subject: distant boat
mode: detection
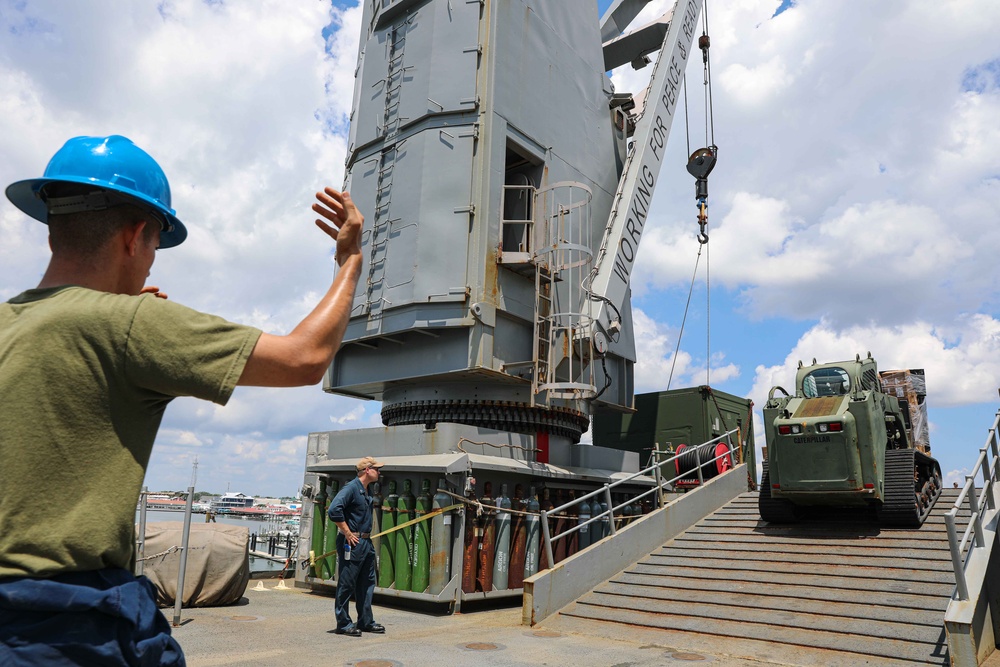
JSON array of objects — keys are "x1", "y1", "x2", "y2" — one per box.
[{"x1": 141, "y1": 496, "x2": 188, "y2": 511}]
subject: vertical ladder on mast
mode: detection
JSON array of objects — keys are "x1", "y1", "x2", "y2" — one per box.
[
  {"x1": 532, "y1": 261, "x2": 554, "y2": 406},
  {"x1": 365, "y1": 18, "x2": 411, "y2": 325}
]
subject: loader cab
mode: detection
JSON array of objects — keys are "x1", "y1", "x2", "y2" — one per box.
[
  {"x1": 795, "y1": 356, "x2": 880, "y2": 400},
  {"x1": 802, "y1": 367, "x2": 850, "y2": 397}
]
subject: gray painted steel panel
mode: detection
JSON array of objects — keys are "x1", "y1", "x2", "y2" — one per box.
[
  {"x1": 394, "y1": 0, "x2": 480, "y2": 126},
  {"x1": 347, "y1": 130, "x2": 476, "y2": 326},
  {"x1": 329, "y1": 328, "x2": 470, "y2": 396}
]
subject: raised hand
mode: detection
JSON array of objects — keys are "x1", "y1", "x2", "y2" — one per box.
[
  {"x1": 140, "y1": 285, "x2": 168, "y2": 299},
  {"x1": 312, "y1": 188, "x2": 364, "y2": 267}
]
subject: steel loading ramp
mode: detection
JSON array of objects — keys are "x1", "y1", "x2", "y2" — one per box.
[{"x1": 541, "y1": 488, "x2": 967, "y2": 667}]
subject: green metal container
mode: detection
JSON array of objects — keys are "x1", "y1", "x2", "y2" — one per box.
[{"x1": 593, "y1": 386, "x2": 755, "y2": 480}]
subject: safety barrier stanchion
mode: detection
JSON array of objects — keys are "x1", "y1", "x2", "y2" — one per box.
[
  {"x1": 604, "y1": 485, "x2": 616, "y2": 536},
  {"x1": 172, "y1": 486, "x2": 195, "y2": 627}
]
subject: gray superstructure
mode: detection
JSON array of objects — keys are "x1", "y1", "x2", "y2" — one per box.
[
  {"x1": 298, "y1": 0, "x2": 710, "y2": 607},
  {"x1": 327, "y1": 0, "x2": 635, "y2": 437}
]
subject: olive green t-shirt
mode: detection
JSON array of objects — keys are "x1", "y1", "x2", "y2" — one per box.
[{"x1": 0, "y1": 286, "x2": 262, "y2": 579}]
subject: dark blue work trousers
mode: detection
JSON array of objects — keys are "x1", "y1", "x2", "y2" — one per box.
[
  {"x1": 0, "y1": 568, "x2": 184, "y2": 666},
  {"x1": 334, "y1": 535, "x2": 376, "y2": 631}
]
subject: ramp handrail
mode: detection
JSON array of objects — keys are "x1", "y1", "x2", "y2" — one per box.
[
  {"x1": 538, "y1": 427, "x2": 740, "y2": 569},
  {"x1": 945, "y1": 409, "x2": 1000, "y2": 601}
]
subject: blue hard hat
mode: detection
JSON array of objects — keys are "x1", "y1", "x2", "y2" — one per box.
[{"x1": 5, "y1": 135, "x2": 187, "y2": 248}]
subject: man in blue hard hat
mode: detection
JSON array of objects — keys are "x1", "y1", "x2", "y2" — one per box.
[{"x1": 0, "y1": 135, "x2": 364, "y2": 666}]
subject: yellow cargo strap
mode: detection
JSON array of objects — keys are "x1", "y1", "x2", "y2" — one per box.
[{"x1": 309, "y1": 503, "x2": 463, "y2": 566}]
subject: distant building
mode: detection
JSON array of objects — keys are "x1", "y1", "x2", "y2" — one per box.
[{"x1": 211, "y1": 492, "x2": 254, "y2": 512}]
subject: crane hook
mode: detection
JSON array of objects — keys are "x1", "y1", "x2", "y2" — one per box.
[
  {"x1": 687, "y1": 146, "x2": 717, "y2": 245},
  {"x1": 697, "y1": 201, "x2": 709, "y2": 245}
]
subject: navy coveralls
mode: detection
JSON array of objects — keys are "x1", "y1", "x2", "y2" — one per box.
[{"x1": 327, "y1": 477, "x2": 377, "y2": 631}]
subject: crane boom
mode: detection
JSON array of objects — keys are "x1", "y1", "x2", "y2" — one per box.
[{"x1": 588, "y1": 0, "x2": 703, "y2": 345}]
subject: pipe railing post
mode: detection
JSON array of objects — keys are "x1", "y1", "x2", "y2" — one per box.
[
  {"x1": 136, "y1": 487, "x2": 148, "y2": 577},
  {"x1": 945, "y1": 512, "x2": 970, "y2": 601},
  {"x1": 967, "y1": 476, "x2": 986, "y2": 549},
  {"x1": 695, "y1": 446, "x2": 704, "y2": 486},
  {"x1": 990, "y1": 425, "x2": 1000, "y2": 476},
  {"x1": 604, "y1": 485, "x2": 616, "y2": 536},
  {"x1": 980, "y1": 448, "x2": 996, "y2": 511},
  {"x1": 172, "y1": 486, "x2": 195, "y2": 627},
  {"x1": 653, "y1": 454, "x2": 664, "y2": 509},
  {"x1": 540, "y1": 510, "x2": 555, "y2": 571}
]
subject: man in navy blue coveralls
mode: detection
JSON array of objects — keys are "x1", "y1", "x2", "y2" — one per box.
[{"x1": 327, "y1": 456, "x2": 386, "y2": 637}]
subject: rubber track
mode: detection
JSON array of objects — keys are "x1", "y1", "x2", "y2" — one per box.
[
  {"x1": 758, "y1": 461, "x2": 797, "y2": 523},
  {"x1": 876, "y1": 449, "x2": 940, "y2": 527}
]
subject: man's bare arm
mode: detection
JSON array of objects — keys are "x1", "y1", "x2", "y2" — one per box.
[{"x1": 237, "y1": 188, "x2": 363, "y2": 387}]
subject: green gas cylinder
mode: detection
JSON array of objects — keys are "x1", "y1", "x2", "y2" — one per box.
[
  {"x1": 371, "y1": 481, "x2": 383, "y2": 577},
  {"x1": 378, "y1": 480, "x2": 397, "y2": 588},
  {"x1": 310, "y1": 482, "x2": 327, "y2": 579},
  {"x1": 429, "y1": 479, "x2": 452, "y2": 595},
  {"x1": 411, "y1": 479, "x2": 432, "y2": 593},
  {"x1": 394, "y1": 479, "x2": 415, "y2": 591},
  {"x1": 322, "y1": 479, "x2": 340, "y2": 579},
  {"x1": 523, "y1": 487, "x2": 541, "y2": 580},
  {"x1": 492, "y1": 484, "x2": 512, "y2": 590}
]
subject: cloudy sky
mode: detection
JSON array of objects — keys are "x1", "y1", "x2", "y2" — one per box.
[{"x1": 1, "y1": 0, "x2": 998, "y2": 497}]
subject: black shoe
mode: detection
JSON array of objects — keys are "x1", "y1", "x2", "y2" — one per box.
[
  {"x1": 361, "y1": 623, "x2": 385, "y2": 634},
  {"x1": 334, "y1": 625, "x2": 362, "y2": 637}
]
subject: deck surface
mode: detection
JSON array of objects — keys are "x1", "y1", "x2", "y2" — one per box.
[{"x1": 174, "y1": 581, "x2": 787, "y2": 666}]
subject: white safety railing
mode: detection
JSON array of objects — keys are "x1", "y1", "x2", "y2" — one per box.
[
  {"x1": 538, "y1": 427, "x2": 740, "y2": 569},
  {"x1": 945, "y1": 409, "x2": 1000, "y2": 601}
]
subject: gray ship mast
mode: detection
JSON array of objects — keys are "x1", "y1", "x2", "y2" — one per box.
[{"x1": 325, "y1": 0, "x2": 704, "y2": 446}]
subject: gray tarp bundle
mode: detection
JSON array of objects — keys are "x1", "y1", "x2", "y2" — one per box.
[{"x1": 139, "y1": 522, "x2": 250, "y2": 607}]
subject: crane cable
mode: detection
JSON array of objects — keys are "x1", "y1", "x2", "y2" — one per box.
[
  {"x1": 669, "y1": 0, "x2": 716, "y2": 390},
  {"x1": 666, "y1": 242, "x2": 703, "y2": 390}
]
